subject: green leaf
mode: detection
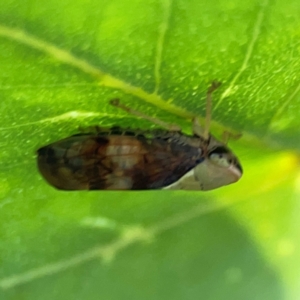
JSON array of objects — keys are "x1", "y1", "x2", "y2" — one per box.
[{"x1": 1, "y1": 0, "x2": 300, "y2": 299}]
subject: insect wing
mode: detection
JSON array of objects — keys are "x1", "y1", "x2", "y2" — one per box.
[{"x1": 37, "y1": 133, "x2": 201, "y2": 190}]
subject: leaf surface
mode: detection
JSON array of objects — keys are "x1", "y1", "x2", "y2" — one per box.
[{"x1": 1, "y1": 0, "x2": 300, "y2": 299}]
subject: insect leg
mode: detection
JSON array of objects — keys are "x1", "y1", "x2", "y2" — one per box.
[
  {"x1": 191, "y1": 117, "x2": 205, "y2": 137},
  {"x1": 203, "y1": 81, "x2": 222, "y2": 140},
  {"x1": 109, "y1": 99, "x2": 181, "y2": 131},
  {"x1": 191, "y1": 81, "x2": 222, "y2": 139}
]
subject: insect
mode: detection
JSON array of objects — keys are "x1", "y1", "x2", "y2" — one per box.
[{"x1": 37, "y1": 81, "x2": 242, "y2": 190}]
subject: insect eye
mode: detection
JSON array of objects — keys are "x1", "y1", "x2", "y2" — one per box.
[
  {"x1": 195, "y1": 157, "x2": 205, "y2": 164},
  {"x1": 209, "y1": 153, "x2": 230, "y2": 167}
]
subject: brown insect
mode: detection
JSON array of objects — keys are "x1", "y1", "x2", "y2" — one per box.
[{"x1": 37, "y1": 81, "x2": 242, "y2": 191}]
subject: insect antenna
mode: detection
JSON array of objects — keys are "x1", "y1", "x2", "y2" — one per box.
[{"x1": 203, "y1": 81, "x2": 222, "y2": 140}]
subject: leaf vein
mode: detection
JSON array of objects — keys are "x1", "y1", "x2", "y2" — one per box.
[
  {"x1": 215, "y1": 0, "x2": 269, "y2": 108},
  {"x1": 0, "y1": 201, "x2": 230, "y2": 290},
  {"x1": 0, "y1": 111, "x2": 136, "y2": 131},
  {"x1": 0, "y1": 24, "x2": 193, "y2": 120},
  {"x1": 153, "y1": 0, "x2": 172, "y2": 94},
  {"x1": 268, "y1": 81, "x2": 300, "y2": 132}
]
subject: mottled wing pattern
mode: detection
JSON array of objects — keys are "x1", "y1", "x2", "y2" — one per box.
[{"x1": 37, "y1": 131, "x2": 201, "y2": 190}]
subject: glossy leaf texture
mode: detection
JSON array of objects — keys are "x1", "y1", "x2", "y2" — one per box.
[{"x1": 1, "y1": 0, "x2": 300, "y2": 299}]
